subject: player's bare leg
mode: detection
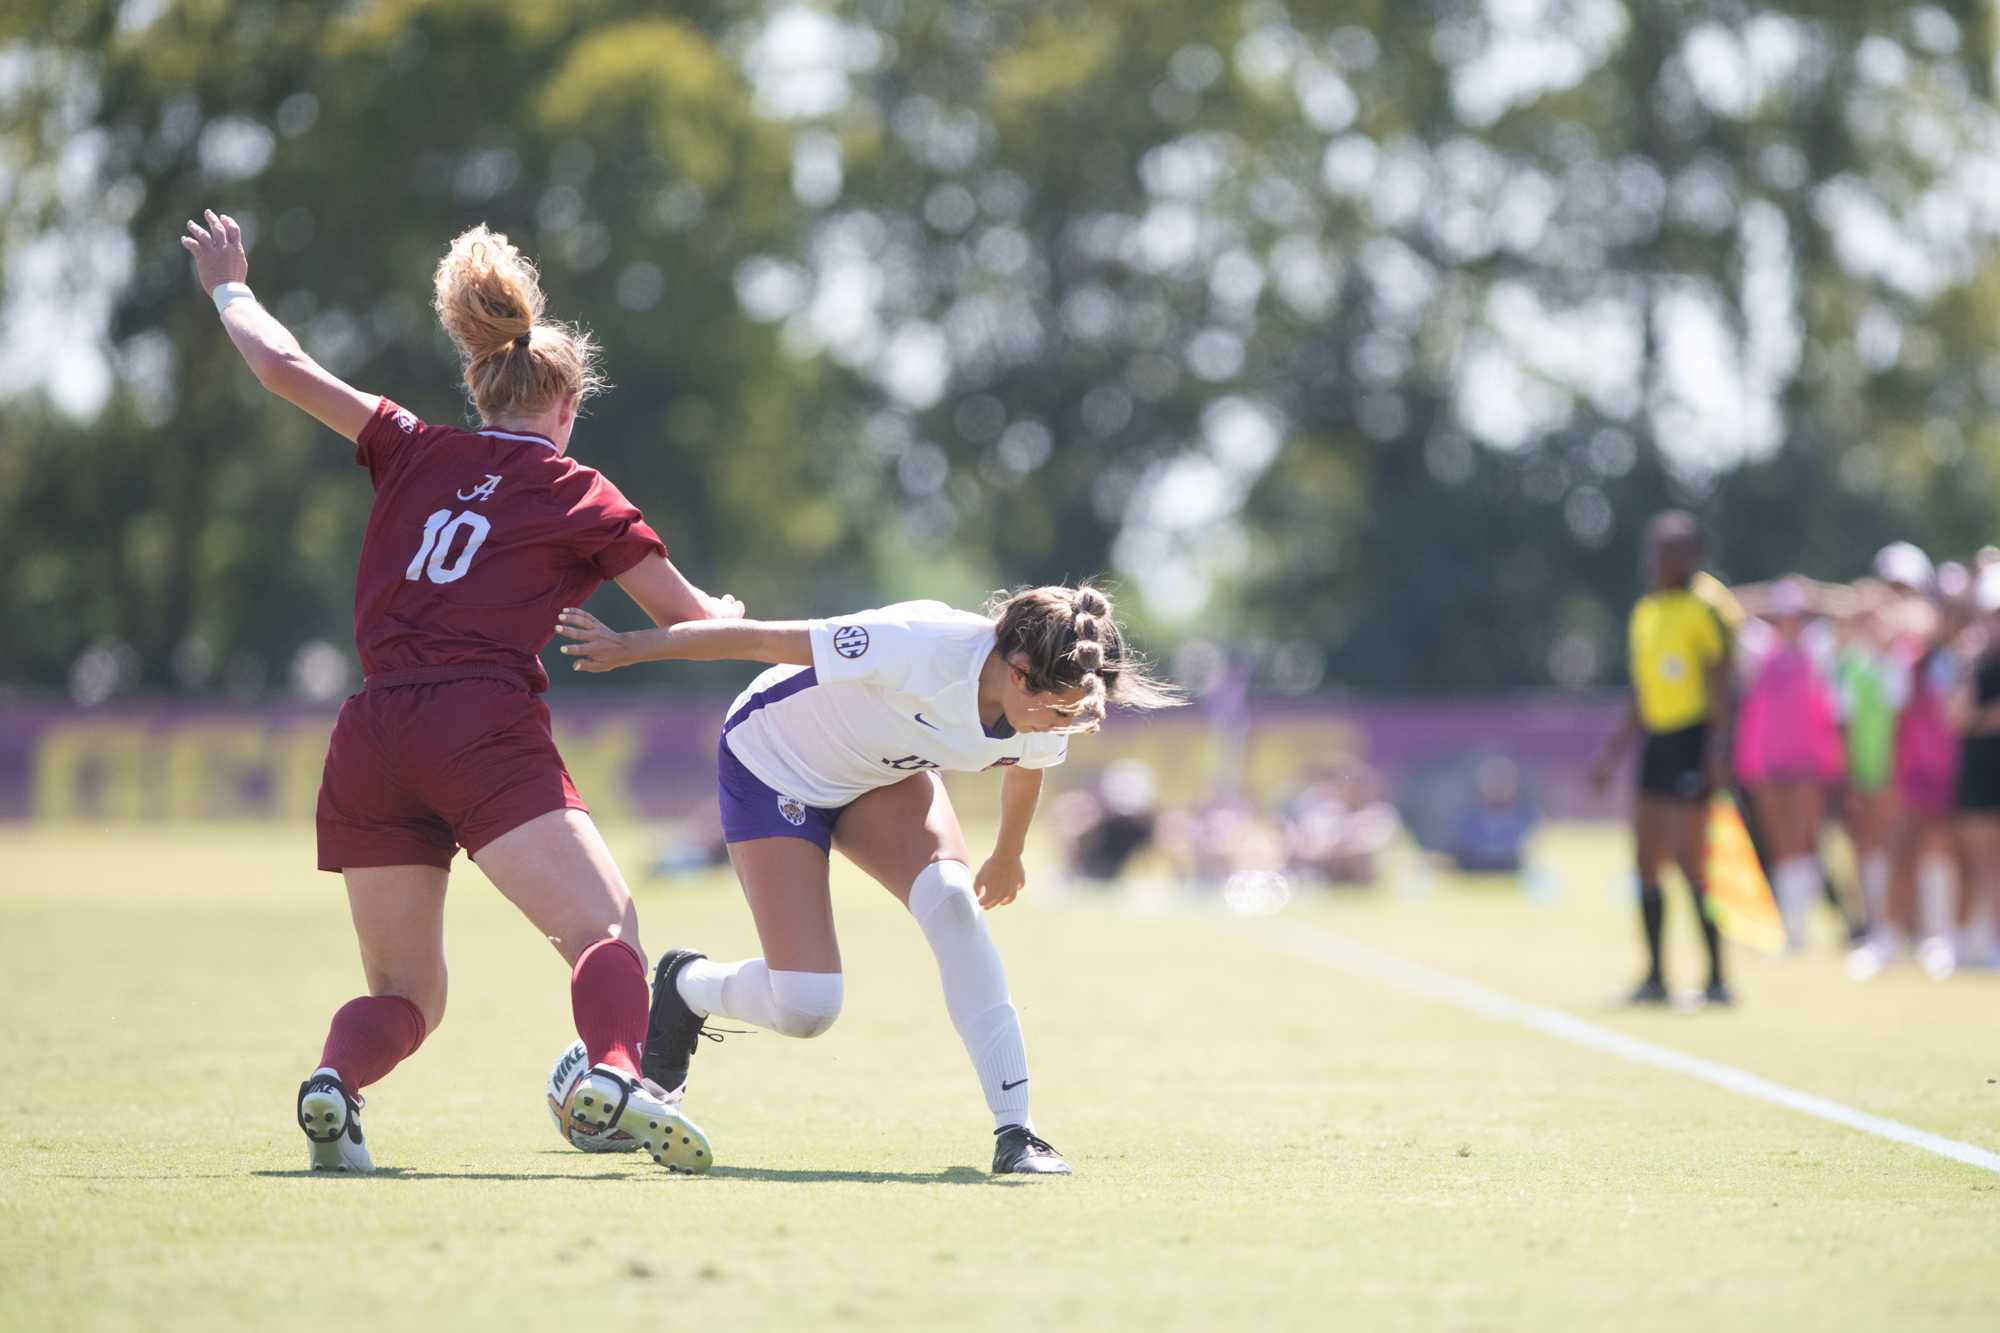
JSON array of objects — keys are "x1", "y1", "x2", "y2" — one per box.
[
  {"x1": 474, "y1": 808, "x2": 642, "y2": 966},
  {"x1": 476, "y1": 809, "x2": 710, "y2": 1172},
  {"x1": 1952, "y1": 815, "x2": 2000, "y2": 972},
  {"x1": 837, "y1": 773, "x2": 1069, "y2": 1175},
  {"x1": 300, "y1": 865, "x2": 446, "y2": 1172}
]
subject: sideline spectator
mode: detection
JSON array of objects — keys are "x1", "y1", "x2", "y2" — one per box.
[{"x1": 1450, "y1": 755, "x2": 1538, "y2": 875}]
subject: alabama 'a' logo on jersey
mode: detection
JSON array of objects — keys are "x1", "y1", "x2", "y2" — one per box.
[{"x1": 457, "y1": 473, "x2": 502, "y2": 502}]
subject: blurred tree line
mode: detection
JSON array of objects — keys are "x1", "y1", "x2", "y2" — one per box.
[{"x1": 3, "y1": 0, "x2": 1998, "y2": 700}]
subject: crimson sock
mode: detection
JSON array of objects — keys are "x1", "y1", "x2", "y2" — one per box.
[
  {"x1": 317, "y1": 995, "x2": 427, "y2": 1091},
  {"x1": 571, "y1": 937, "x2": 647, "y2": 1076}
]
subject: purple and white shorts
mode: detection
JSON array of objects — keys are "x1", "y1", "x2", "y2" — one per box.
[{"x1": 716, "y1": 736, "x2": 846, "y2": 853}]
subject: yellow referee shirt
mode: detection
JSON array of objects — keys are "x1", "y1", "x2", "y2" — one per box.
[{"x1": 1629, "y1": 587, "x2": 1728, "y2": 733}]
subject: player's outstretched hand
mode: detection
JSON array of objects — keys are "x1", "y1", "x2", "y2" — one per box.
[
  {"x1": 181, "y1": 208, "x2": 248, "y2": 290},
  {"x1": 555, "y1": 608, "x2": 639, "y2": 672},
  {"x1": 705, "y1": 593, "x2": 746, "y2": 620},
  {"x1": 974, "y1": 852, "x2": 1027, "y2": 910}
]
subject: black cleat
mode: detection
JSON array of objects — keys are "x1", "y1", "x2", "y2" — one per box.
[
  {"x1": 992, "y1": 1125, "x2": 1071, "y2": 1176},
  {"x1": 1627, "y1": 977, "x2": 1670, "y2": 1006},
  {"x1": 640, "y1": 949, "x2": 710, "y2": 1095},
  {"x1": 1702, "y1": 978, "x2": 1735, "y2": 1008}
]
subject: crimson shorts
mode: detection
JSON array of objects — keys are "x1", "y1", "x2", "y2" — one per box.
[{"x1": 315, "y1": 675, "x2": 587, "y2": 872}]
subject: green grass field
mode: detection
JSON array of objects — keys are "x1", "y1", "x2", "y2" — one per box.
[{"x1": 2, "y1": 821, "x2": 1996, "y2": 1332}]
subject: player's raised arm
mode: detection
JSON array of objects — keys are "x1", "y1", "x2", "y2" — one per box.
[
  {"x1": 555, "y1": 608, "x2": 811, "y2": 672},
  {"x1": 181, "y1": 207, "x2": 378, "y2": 442}
]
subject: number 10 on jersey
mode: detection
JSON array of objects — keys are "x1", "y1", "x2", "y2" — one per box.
[{"x1": 405, "y1": 508, "x2": 491, "y2": 585}]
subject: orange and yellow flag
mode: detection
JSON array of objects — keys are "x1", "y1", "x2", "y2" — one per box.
[{"x1": 1704, "y1": 797, "x2": 1785, "y2": 954}]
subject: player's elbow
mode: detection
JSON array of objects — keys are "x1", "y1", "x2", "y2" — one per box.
[{"x1": 246, "y1": 346, "x2": 310, "y2": 393}]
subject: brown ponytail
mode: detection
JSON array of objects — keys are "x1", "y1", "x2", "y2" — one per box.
[
  {"x1": 987, "y1": 582, "x2": 1184, "y2": 732},
  {"x1": 432, "y1": 224, "x2": 607, "y2": 422}
]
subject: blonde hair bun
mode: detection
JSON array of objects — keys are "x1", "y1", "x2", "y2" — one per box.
[{"x1": 432, "y1": 224, "x2": 606, "y2": 422}]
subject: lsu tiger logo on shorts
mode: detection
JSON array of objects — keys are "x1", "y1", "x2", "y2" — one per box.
[
  {"x1": 776, "y1": 795, "x2": 808, "y2": 826},
  {"x1": 832, "y1": 624, "x2": 870, "y2": 659}
]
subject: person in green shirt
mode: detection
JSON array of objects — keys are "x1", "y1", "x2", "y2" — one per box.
[{"x1": 1834, "y1": 594, "x2": 1899, "y2": 942}]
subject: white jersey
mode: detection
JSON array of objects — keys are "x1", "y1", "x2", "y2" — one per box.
[{"x1": 722, "y1": 601, "x2": 1069, "y2": 808}]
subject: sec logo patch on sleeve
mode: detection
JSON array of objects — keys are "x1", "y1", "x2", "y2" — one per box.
[{"x1": 832, "y1": 624, "x2": 870, "y2": 659}]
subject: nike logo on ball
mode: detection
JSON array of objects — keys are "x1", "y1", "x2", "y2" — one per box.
[{"x1": 1001, "y1": 1077, "x2": 1028, "y2": 1091}]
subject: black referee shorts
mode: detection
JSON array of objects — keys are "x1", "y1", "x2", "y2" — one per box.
[{"x1": 1638, "y1": 723, "x2": 1711, "y2": 804}]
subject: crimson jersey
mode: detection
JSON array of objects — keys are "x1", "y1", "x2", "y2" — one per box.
[{"x1": 348, "y1": 396, "x2": 666, "y2": 693}]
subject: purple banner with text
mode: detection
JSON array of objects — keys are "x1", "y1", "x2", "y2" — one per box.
[{"x1": 0, "y1": 695, "x2": 1625, "y2": 825}]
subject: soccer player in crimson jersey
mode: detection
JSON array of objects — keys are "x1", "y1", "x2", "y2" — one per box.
[{"x1": 183, "y1": 208, "x2": 731, "y2": 1172}]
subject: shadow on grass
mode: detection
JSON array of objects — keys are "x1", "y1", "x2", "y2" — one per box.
[
  {"x1": 236, "y1": 1162, "x2": 1009, "y2": 1185},
  {"x1": 248, "y1": 1168, "x2": 637, "y2": 1182},
  {"x1": 705, "y1": 1165, "x2": 1004, "y2": 1186}
]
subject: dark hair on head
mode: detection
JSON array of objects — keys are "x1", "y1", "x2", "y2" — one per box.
[
  {"x1": 1647, "y1": 509, "x2": 1702, "y2": 550},
  {"x1": 985, "y1": 581, "x2": 1184, "y2": 733}
]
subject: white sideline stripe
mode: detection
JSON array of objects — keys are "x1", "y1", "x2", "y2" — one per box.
[{"x1": 1282, "y1": 927, "x2": 2000, "y2": 1177}]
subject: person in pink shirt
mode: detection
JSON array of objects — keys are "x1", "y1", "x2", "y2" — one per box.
[
  {"x1": 1884, "y1": 573, "x2": 1969, "y2": 977},
  {"x1": 1734, "y1": 579, "x2": 1845, "y2": 948}
]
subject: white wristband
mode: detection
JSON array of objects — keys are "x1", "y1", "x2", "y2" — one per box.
[{"x1": 210, "y1": 281, "x2": 255, "y2": 314}]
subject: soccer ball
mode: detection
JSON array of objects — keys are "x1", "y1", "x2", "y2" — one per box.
[{"x1": 545, "y1": 1039, "x2": 640, "y2": 1153}]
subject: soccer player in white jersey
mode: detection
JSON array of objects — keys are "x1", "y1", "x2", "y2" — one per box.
[{"x1": 553, "y1": 584, "x2": 1180, "y2": 1173}]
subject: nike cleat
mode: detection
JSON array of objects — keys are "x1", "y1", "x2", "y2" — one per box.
[
  {"x1": 298, "y1": 1068, "x2": 373, "y2": 1173},
  {"x1": 568, "y1": 1063, "x2": 712, "y2": 1174},
  {"x1": 640, "y1": 949, "x2": 709, "y2": 1098},
  {"x1": 992, "y1": 1125, "x2": 1071, "y2": 1176}
]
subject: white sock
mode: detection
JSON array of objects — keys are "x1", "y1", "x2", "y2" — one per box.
[
  {"x1": 909, "y1": 860, "x2": 1032, "y2": 1132},
  {"x1": 1860, "y1": 850, "x2": 1890, "y2": 927},
  {"x1": 1917, "y1": 854, "x2": 1955, "y2": 940},
  {"x1": 675, "y1": 957, "x2": 842, "y2": 1039},
  {"x1": 1774, "y1": 857, "x2": 1818, "y2": 946}
]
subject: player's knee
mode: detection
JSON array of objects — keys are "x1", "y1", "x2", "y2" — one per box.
[
  {"x1": 768, "y1": 969, "x2": 843, "y2": 1039},
  {"x1": 908, "y1": 859, "x2": 980, "y2": 930},
  {"x1": 416, "y1": 990, "x2": 446, "y2": 1036},
  {"x1": 367, "y1": 959, "x2": 446, "y2": 1035},
  {"x1": 379, "y1": 978, "x2": 445, "y2": 1036}
]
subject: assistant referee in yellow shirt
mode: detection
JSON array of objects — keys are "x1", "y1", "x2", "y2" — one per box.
[{"x1": 1591, "y1": 511, "x2": 1736, "y2": 1006}]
